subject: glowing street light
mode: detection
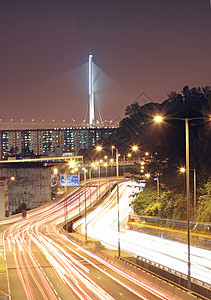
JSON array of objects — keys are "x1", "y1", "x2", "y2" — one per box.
[
  {"x1": 154, "y1": 115, "x2": 163, "y2": 123},
  {"x1": 111, "y1": 145, "x2": 115, "y2": 158},
  {"x1": 132, "y1": 146, "x2": 139, "y2": 162},
  {"x1": 53, "y1": 168, "x2": 58, "y2": 175},
  {"x1": 154, "y1": 116, "x2": 191, "y2": 288},
  {"x1": 110, "y1": 158, "x2": 114, "y2": 177},
  {"x1": 145, "y1": 173, "x2": 150, "y2": 179},
  {"x1": 69, "y1": 160, "x2": 75, "y2": 168},
  {"x1": 132, "y1": 146, "x2": 138, "y2": 151},
  {"x1": 95, "y1": 148, "x2": 102, "y2": 201},
  {"x1": 153, "y1": 114, "x2": 210, "y2": 289},
  {"x1": 115, "y1": 147, "x2": 120, "y2": 257}
]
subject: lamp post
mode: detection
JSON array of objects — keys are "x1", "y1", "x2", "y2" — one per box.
[
  {"x1": 110, "y1": 158, "x2": 114, "y2": 179},
  {"x1": 157, "y1": 176, "x2": 160, "y2": 201},
  {"x1": 104, "y1": 162, "x2": 108, "y2": 190},
  {"x1": 115, "y1": 147, "x2": 121, "y2": 257},
  {"x1": 96, "y1": 145, "x2": 102, "y2": 201},
  {"x1": 185, "y1": 118, "x2": 191, "y2": 290},
  {"x1": 132, "y1": 146, "x2": 139, "y2": 162},
  {"x1": 111, "y1": 145, "x2": 115, "y2": 158},
  {"x1": 82, "y1": 168, "x2": 87, "y2": 241},
  {"x1": 155, "y1": 115, "x2": 192, "y2": 288},
  {"x1": 180, "y1": 167, "x2": 197, "y2": 223},
  {"x1": 154, "y1": 115, "x2": 210, "y2": 283}
]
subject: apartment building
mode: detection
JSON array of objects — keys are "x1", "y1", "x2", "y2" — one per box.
[{"x1": 0, "y1": 127, "x2": 117, "y2": 159}]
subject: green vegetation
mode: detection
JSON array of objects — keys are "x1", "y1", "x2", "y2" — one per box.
[
  {"x1": 197, "y1": 181, "x2": 211, "y2": 222},
  {"x1": 131, "y1": 183, "x2": 187, "y2": 221},
  {"x1": 122, "y1": 85, "x2": 211, "y2": 222},
  {"x1": 131, "y1": 180, "x2": 211, "y2": 223}
]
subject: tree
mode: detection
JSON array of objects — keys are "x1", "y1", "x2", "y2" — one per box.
[
  {"x1": 125, "y1": 102, "x2": 142, "y2": 116},
  {"x1": 197, "y1": 181, "x2": 211, "y2": 222}
]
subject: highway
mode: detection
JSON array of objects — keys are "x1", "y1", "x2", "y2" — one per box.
[
  {"x1": 74, "y1": 181, "x2": 211, "y2": 285},
  {"x1": 0, "y1": 180, "x2": 178, "y2": 300}
]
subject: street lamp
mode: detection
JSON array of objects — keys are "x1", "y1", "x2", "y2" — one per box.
[
  {"x1": 115, "y1": 147, "x2": 121, "y2": 257},
  {"x1": 110, "y1": 158, "x2": 114, "y2": 178},
  {"x1": 154, "y1": 115, "x2": 193, "y2": 288},
  {"x1": 111, "y1": 145, "x2": 115, "y2": 158},
  {"x1": 69, "y1": 160, "x2": 75, "y2": 168},
  {"x1": 132, "y1": 146, "x2": 139, "y2": 162},
  {"x1": 96, "y1": 146, "x2": 102, "y2": 151},
  {"x1": 96, "y1": 146, "x2": 103, "y2": 200},
  {"x1": 82, "y1": 168, "x2": 88, "y2": 240},
  {"x1": 104, "y1": 162, "x2": 108, "y2": 190},
  {"x1": 109, "y1": 146, "x2": 121, "y2": 256}
]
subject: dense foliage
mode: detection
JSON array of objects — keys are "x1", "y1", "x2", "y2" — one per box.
[
  {"x1": 125, "y1": 85, "x2": 211, "y2": 222},
  {"x1": 131, "y1": 181, "x2": 211, "y2": 222}
]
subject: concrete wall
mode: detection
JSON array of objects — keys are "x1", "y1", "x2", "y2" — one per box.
[{"x1": 0, "y1": 167, "x2": 51, "y2": 215}]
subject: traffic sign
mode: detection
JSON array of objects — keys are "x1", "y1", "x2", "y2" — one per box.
[{"x1": 60, "y1": 175, "x2": 79, "y2": 186}]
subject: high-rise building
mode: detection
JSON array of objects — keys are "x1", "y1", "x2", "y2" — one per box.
[{"x1": 0, "y1": 127, "x2": 118, "y2": 159}]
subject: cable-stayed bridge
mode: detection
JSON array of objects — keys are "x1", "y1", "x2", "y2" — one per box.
[{"x1": 0, "y1": 55, "x2": 153, "y2": 130}]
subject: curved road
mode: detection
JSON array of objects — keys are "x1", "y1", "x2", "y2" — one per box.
[
  {"x1": 74, "y1": 181, "x2": 211, "y2": 285},
  {"x1": 0, "y1": 181, "x2": 177, "y2": 300}
]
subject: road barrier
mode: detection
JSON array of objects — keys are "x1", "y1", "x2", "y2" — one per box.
[{"x1": 116, "y1": 256, "x2": 211, "y2": 300}]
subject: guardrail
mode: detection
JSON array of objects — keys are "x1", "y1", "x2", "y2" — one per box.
[{"x1": 116, "y1": 255, "x2": 211, "y2": 300}]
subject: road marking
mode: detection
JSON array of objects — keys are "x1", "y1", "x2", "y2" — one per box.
[{"x1": 54, "y1": 289, "x2": 58, "y2": 295}]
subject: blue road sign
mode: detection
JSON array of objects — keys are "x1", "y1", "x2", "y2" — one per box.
[
  {"x1": 68, "y1": 175, "x2": 79, "y2": 186},
  {"x1": 60, "y1": 175, "x2": 79, "y2": 186}
]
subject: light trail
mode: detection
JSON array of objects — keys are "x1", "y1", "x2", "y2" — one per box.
[
  {"x1": 0, "y1": 180, "x2": 184, "y2": 299},
  {"x1": 74, "y1": 181, "x2": 211, "y2": 285}
]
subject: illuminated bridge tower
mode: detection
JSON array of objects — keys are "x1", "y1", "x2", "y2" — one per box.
[{"x1": 89, "y1": 54, "x2": 95, "y2": 126}]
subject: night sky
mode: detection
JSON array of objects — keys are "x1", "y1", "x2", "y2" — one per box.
[{"x1": 0, "y1": 0, "x2": 210, "y2": 126}]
